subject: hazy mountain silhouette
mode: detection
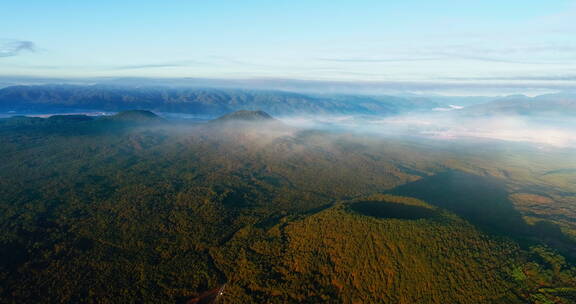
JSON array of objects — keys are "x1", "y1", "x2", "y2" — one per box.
[{"x1": 0, "y1": 84, "x2": 441, "y2": 115}]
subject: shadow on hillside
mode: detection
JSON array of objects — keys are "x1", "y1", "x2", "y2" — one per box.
[
  {"x1": 349, "y1": 201, "x2": 436, "y2": 220},
  {"x1": 388, "y1": 171, "x2": 575, "y2": 259}
]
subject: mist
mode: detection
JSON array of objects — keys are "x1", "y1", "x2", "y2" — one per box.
[{"x1": 278, "y1": 112, "x2": 576, "y2": 149}]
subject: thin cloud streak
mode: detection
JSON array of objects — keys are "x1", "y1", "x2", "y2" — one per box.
[
  {"x1": 113, "y1": 62, "x2": 200, "y2": 70},
  {"x1": 318, "y1": 57, "x2": 442, "y2": 63},
  {"x1": 442, "y1": 75, "x2": 576, "y2": 81},
  {"x1": 321, "y1": 52, "x2": 576, "y2": 66},
  {"x1": 0, "y1": 40, "x2": 36, "y2": 57},
  {"x1": 319, "y1": 42, "x2": 576, "y2": 67}
]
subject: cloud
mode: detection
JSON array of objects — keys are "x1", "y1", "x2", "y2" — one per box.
[
  {"x1": 115, "y1": 63, "x2": 186, "y2": 70},
  {"x1": 442, "y1": 75, "x2": 576, "y2": 81},
  {"x1": 318, "y1": 57, "x2": 442, "y2": 63},
  {"x1": 112, "y1": 57, "x2": 259, "y2": 70},
  {"x1": 321, "y1": 51, "x2": 576, "y2": 66},
  {"x1": 280, "y1": 114, "x2": 576, "y2": 148},
  {"x1": 434, "y1": 45, "x2": 576, "y2": 65},
  {"x1": 319, "y1": 42, "x2": 576, "y2": 67},
  {"x1": 114, "y1": 61, "x2": 204, "y2": 70},
  {"x1": 439, "y1": 53, "x2": 565, "y2": 65},
  {"x1": 451, "y1": 45, "x2": 576, "y2": 56},
  {"x1": 0, "y1": 40, "x2": 36, "y2": 57}
]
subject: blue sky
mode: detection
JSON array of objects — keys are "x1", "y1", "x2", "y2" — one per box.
[{"x1": 1, "y1": 0, "x2": 575, "y2": 94}]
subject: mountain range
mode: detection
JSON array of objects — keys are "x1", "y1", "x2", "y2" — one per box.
[
  {"x1": 461, "y1": 92, "x2": 576, "y2": 116},
  {"x1": 0, "y1": 84, "x2": 441, "y2": 116},
  {"x1": 1, "y1": 84, "x2": 575, "y2": 117}
]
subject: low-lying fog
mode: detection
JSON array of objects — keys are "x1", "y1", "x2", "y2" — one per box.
[
  {"x1": 279, "y1": 113, "x2": 576, "y2": 148},
  {"x1": 4, "y1": 109, "x2": 575, "y2": 149}
]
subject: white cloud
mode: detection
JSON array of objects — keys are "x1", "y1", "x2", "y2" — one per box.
[
  {"x1": 0, "y1": 40, "x2": 36, "y2": 57},
  {"x1": 279, "y1": 114, "x2": 576, "y2": 148}
]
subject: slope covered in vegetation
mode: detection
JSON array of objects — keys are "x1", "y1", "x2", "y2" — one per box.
[{"x1": 0, "y1": 112, "x2": 574, "y2": 303}]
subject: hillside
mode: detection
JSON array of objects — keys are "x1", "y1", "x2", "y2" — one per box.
[
  {"x1": 0, "y1": 112, "x2": 574, "y2": 303},
  {"x1": 106, "y1": 110, "x2": 162, "y2": 122},
  {"x1": 210, "y1": 110, "x2": 275, "y2": 123}
]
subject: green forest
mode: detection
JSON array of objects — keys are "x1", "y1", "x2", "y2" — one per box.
[{"x1": 0, "y1": 111, "x2": 575, "y2": 303}]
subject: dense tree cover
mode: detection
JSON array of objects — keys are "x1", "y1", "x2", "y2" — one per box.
[{"x1": 0, "y1": 113, "x2": 574, "y2": 303}]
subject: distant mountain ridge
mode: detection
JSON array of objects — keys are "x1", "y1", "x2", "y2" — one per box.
[
  {"x1": 0, "y1": 110, "x2": 163, "y2": 131},
  {"x1": 106, "y1": 110, "x2": 162, "y2": 122},
  {"x1": 462, "y1": 92, "x2": 576, "y2": 116},
  {"x1": 2, "y1": 84, "x2": 575, "y2": 117},
  {"x1": 0, "y1": 84, "x2": 441, "y2": 116},
  {"x1": 211, "y1": 110, "x2": 275, "y2": 123}
]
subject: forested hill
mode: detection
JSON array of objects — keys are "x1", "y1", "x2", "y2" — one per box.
[
  {"x1": 0, "y1": 84, "x2": 441, "y2": 116},
  {"x1": 0, "y1": 110, "x2": 575, "y2": 303}
]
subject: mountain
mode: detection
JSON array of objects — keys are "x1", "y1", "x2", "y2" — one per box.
[
  {"x1": 3, "y1": 84, "x2": 576, "y2": 118},
  {"x1": 106, "y1": 110, "x2": 162, "y2": 122},
  {"x1": 207, "y1": 110, "x2": 291, "y2": 143},
  {"x1": 0, "y1": 110, "x2": 162, "y2": 135},
  {"x1": 462, "y1": 92, "x2": 576, "y2": 116},
  {"x1": 0, "y1": 84, "x2": 442, "y2": 116},
  {"x1": 211, "y1": 110, "x2": 275, "y2": 123}
]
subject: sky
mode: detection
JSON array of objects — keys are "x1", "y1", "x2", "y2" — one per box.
[{"x1": 1, "y1": 0, "x2": 576, "y2": 95}]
